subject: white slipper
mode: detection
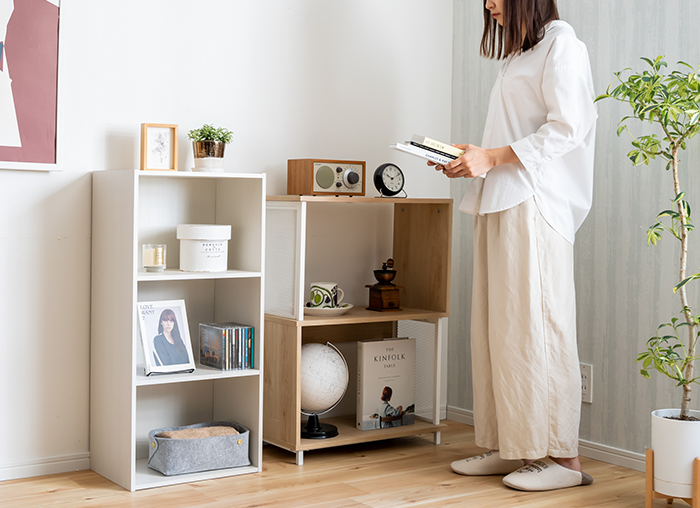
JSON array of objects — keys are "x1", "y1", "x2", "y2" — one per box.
[
  {"x1": 451, "y1": 450, "x2": 524, "y2": 476},
  {"x1": 502, "y1": 458, "x2": 594, "y2": 491}
]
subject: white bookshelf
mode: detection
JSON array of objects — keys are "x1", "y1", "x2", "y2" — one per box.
[{"x1": 90, "y1": 170, "x2": 265, "y2": 491}]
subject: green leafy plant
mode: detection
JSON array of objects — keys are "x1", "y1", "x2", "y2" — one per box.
[
  {"x1": 596, "y1": 56, "x2": 700, "y2": 420},
  {"x1": 187, "y1": 124, "x2": 233, "y2": 144}
]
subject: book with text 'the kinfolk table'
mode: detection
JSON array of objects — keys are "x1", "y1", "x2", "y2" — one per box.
[{"x1": 356, "y1": 337, "x2": 416, "y2": 431}]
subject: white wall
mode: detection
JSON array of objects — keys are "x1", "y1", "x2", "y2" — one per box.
[
  {"x1": 449, "y1": 0, "x2": 700, "y2": 468},
  {"x1": 0, "y1": 0, "x2": 452, "y2": 480}
]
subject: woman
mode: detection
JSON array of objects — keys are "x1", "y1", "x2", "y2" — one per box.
[
  {"x1": 437, "y1": 0, "x2": 597, "y2": 492},
  {"x1": 153, "y1": 309, "x2": 190, "y2": 366}
]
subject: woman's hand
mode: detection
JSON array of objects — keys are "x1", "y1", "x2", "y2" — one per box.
[{"x1": 428, "y1": 144, "x2": 519, "y2": 178}]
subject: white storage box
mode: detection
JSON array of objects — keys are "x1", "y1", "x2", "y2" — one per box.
[{"x1": 177, "y1": 224, "x2": 231, "y2": 272}]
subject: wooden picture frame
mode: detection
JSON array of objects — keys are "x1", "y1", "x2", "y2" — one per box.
[{"x1": 140, "y1": 123, "x2": 178, "y2": 171}]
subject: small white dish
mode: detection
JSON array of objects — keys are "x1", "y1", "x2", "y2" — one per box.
[{"x1": 304, "y1": 303, "x2": 353, "y2": 316}]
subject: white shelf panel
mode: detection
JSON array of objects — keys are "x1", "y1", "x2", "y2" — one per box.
[
  {"x1": 136, "y1": 366, "x2": 261, "y2": 386},
  {"x1": 137, "y1": 269, "x2": 261, "y2": 282},
  {"x1": 140, "y1": 171, "x2": 264, "y2": 181},
  {"x1": 134, "y1": 458, "x2": 259, "y2": 490}
]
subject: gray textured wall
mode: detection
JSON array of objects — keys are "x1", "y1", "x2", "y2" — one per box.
[{"x1": 449, "y1": 0, "x2": 700, "y2": 454}]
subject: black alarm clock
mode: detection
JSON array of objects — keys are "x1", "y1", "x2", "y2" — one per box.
[{"x1": 373, "y1": 163, "x2": 405, "y2": 197}]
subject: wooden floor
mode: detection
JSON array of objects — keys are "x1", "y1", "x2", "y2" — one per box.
[{"x1": 1, "y1": 420, "x2": 651, "y2": 508}]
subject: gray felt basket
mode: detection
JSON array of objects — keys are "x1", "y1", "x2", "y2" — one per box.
[{"x1": 147, "y1": 421, "x2": 250, "y2": 476}]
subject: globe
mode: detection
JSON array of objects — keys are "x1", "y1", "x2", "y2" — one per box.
[{"x1": 299, "y1": 342, "x2": 349, "y2": 439}]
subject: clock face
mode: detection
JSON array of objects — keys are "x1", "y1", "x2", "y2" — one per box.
[{"x1": 374, "y1": 163, "x2": 404, "y2": 197}]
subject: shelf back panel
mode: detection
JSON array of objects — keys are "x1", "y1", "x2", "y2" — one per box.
[{"x1": 393, "y1": 203, "x2": 452, "y2": 314}]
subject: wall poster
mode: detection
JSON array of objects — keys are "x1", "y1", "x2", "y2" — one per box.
[{"x1": 0, "y1": 0, "x2": 60, "y2": 171}]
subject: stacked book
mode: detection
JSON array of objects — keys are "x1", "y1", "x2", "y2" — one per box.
[
  {"x1": 199, "y1": 322, "x2": 255, "y2": 370},
  {"x1": 390, "y1": 134, "x2": 465, "y2": 165}
]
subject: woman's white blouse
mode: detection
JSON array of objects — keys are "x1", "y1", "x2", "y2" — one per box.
[{"x1": 459, "y1": 20, "x2": 597, "y2": 245}]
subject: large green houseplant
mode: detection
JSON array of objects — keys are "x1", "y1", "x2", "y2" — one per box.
[{"x1": 596, "y1": 56, "x2": 700, "y2": 499}]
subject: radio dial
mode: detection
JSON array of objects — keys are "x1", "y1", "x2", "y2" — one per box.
[{"x1": 343, "y1": 169, "x2": 360, "y2": 188}]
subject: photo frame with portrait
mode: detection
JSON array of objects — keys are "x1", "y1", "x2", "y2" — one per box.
[
  {"x1": 140, "y1": 123, "x2": 178, "y2": 171},
  {"x1": 137, "y1": 299, "x2": 195, "y2": 375}
]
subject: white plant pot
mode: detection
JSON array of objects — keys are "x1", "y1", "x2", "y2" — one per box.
[
  {"x1": 651, "y1": 408, "x2": 700, "y2": 498},
  {"x1": 193, "y1": 157, "x2": 224, "y2": 172}
]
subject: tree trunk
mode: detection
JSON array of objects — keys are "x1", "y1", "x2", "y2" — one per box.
[{"x1": 674, "y1": 145, "x2": 695, "y2": 420}]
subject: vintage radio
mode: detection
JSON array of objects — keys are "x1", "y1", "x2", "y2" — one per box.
[{"x1": 287, "y1": 159, "x2": 366, "y2": 196}]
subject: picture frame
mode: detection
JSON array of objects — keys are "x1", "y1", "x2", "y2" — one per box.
[
  {"x1": 0, "y1": 0, "x2": 62, "y2": 172},
  {"x1": 140, "y1": 123, "x2": 178, "y2": 171},
  {"x1": 137, "y1": 299, "x2": 195, "y2": 375}
]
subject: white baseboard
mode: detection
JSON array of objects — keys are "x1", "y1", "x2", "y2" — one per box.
[
  {"x1": 578, "y1": 439, "x2": 645, "y2": 472},
  {"x1": 0, "y1": 452, "x2": 90, "y2": 482},
  {"x1": 446, "y1": 405, "x2": 474, "y2": 426},
  {"x1": 446, "y1": 405, "x2": 645, "y2": 472}
]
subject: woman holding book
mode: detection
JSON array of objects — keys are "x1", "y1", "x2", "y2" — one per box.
[
  {"x1": 153, "y1": 308, "x2": 190, "y2": 366},
  {"x1": 433, "y1": 0, "x2": 597, "y2": 492}
]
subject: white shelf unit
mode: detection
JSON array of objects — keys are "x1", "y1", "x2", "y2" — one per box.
[
  {"x1": 91, "y1": 170, "x2": 265, "y2": 491},
  {"x1": 264, "y1": 196, "x2": 451, "y2": 465}
]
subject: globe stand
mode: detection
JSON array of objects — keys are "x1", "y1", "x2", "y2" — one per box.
[{"x1": 301, "y1": 414, "x2": 338, "y2": 439}]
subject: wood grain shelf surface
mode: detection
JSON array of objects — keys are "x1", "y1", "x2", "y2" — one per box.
[
  {"x1": 265, "y1": 307, "x2": 448, "y2": 327},
  {"x1": 267, "y1": 195, "x2": 453, "y2": 205},
  {"x1": 296, "y1": 415, "x2": 445, "y2": 451}
]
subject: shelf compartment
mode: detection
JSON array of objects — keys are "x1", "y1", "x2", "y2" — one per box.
[{"x1": 265, "y1": 196, "x2": 452, "y2": 321}]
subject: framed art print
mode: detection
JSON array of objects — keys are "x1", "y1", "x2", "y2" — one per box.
[
  {"x1": 137, "y1": 299, "x2": 195, "y2": 375},
  {"x1": 140, "y1": 123, "x2": 178, "y2": 171},
  {"x1": 0, "y1": 0, "x2": 61, "y2": 171}
]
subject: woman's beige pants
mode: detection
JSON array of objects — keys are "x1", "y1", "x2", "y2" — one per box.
[{"x1": 471, "y1": 197, "x2": 581, "y2": 460}]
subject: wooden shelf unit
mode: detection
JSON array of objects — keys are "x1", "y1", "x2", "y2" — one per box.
[
  {"x1": 90, "y1": 170, "x2": 265, "y2": 491},
  {"x1": 263, "y1": 196, "x2": 452, "y2": 465}
]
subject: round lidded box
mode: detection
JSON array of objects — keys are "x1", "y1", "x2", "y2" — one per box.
[{"x1": 177, "y1": 224, "x2": 231, "y2": 272}]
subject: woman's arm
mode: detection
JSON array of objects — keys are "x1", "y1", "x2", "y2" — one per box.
[{"x1": 435, "y1": 144, "x2": 520, "y2": 179}]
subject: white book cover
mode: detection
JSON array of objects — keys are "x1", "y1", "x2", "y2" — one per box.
[
  {"x1": 390, "y1": 142, "x2": 455, "y2": 165},
  {"x1": 356, "y1": 337, "x2": 416, "y2": 431}
]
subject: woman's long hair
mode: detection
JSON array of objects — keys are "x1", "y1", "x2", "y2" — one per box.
[
  {"x1": 481, "y1": 0, "x2": 559, "y2": 59},
  {"x1": 158, "y1": 308, "x2": 182, "y2": 342}
]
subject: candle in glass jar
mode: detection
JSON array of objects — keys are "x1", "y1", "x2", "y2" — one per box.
[{"x1": 143, "y1": 244, "x2": 167, "y2": 272}]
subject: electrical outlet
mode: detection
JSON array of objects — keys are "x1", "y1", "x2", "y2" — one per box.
[{"x1": 580, "y1": 363, "x2": 593, "y2": 403}]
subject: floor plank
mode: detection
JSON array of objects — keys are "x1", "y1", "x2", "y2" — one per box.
[{"x1": 0, "y1": 421, "x2": 650, "y2": 508}]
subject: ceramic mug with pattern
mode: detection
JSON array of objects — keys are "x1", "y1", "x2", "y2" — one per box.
[{"x1": 308, "y1": 282, "x2": 345, "y2": 308}]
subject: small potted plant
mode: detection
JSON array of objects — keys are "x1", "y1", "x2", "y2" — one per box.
[
  {"x1": 596, "y1": 56, "x2": 700, "y2": 500},
  {"x1": 187, "y1": 124, "x2": 233, "y2": 172}
]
